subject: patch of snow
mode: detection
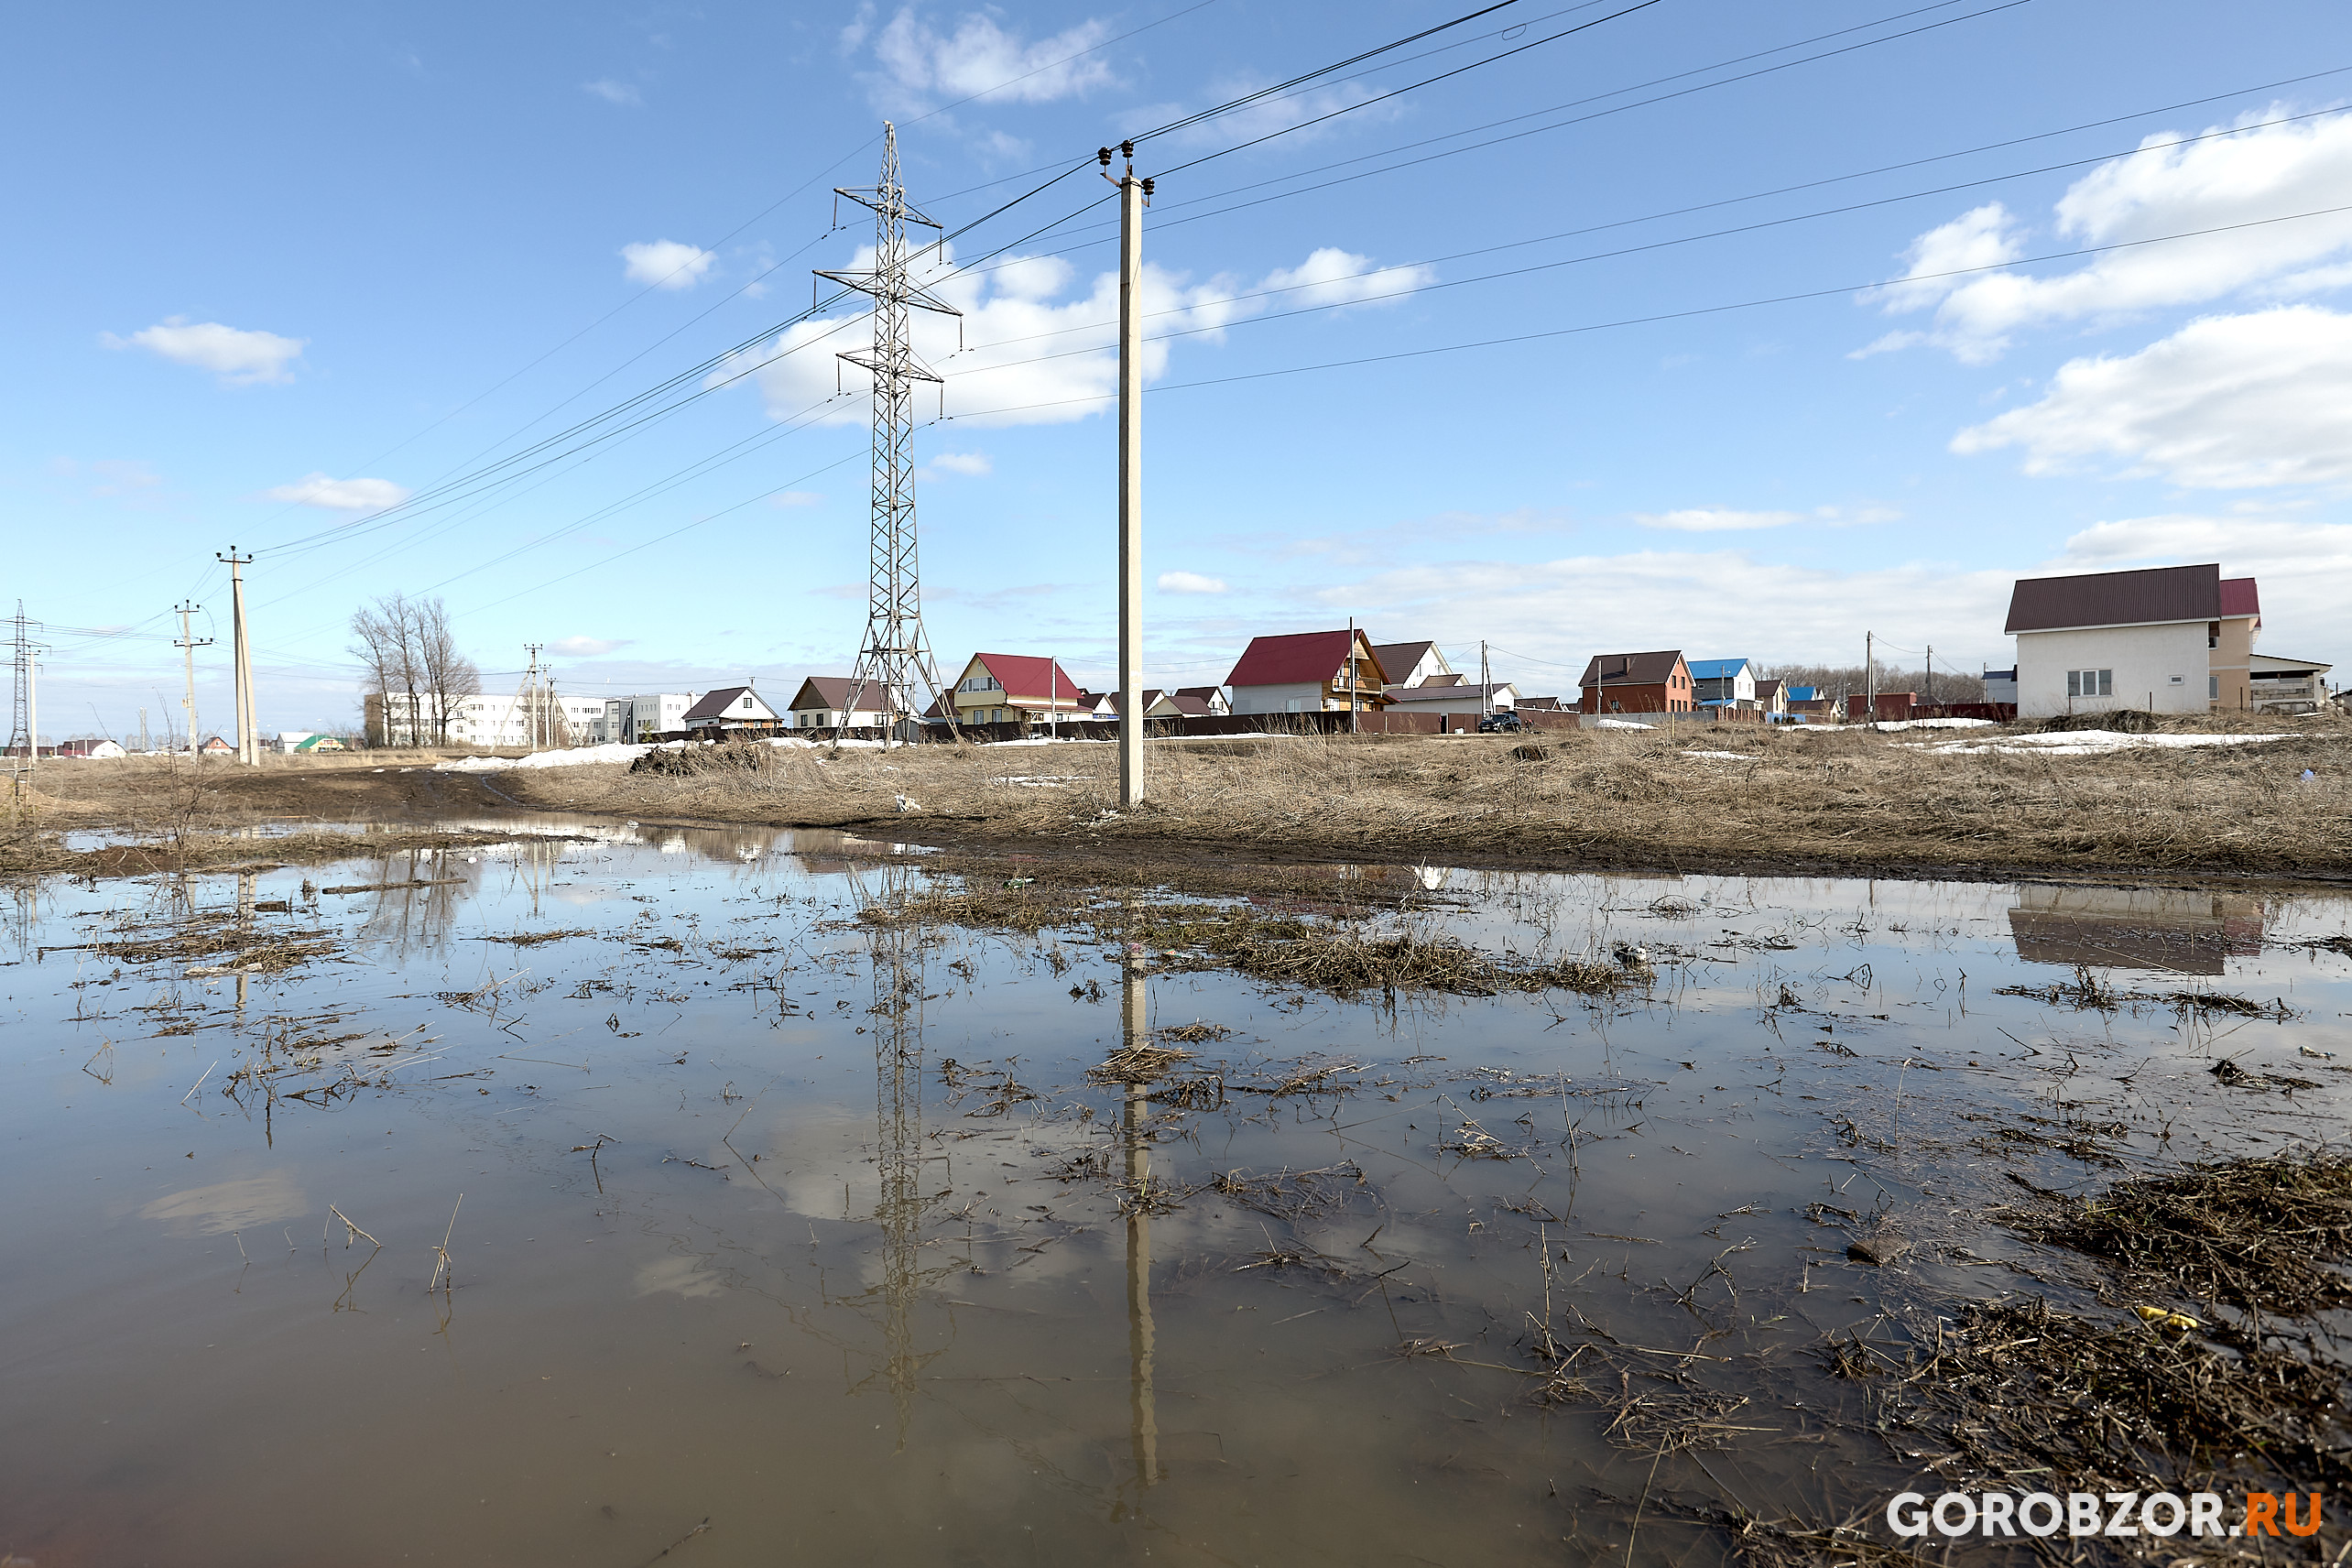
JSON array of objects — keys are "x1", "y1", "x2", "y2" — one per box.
[
  {"x1": 1593, "y1": 718, "x2": 1655, "y2": 730},
  {"x1": 1870, "y1": 717, "x2": 1998, "y2": 732},
  {"x1": 434, "y1": 741, "x2": 675, "y2": 772},
  {"x1": 1911, "y1": 730, "x2": 2293, "y2": 757},
  {"x1": 1681, "y1": 750, "x2": 1759, "y2": 760}
]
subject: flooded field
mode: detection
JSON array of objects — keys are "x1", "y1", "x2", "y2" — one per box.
[{"x1": 4, "y1": 820, "x2": 2348, "y2": 1566}]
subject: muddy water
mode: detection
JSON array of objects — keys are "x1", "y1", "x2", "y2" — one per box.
[{"x1": 4, "y1": 825, "x2": 2348, "y2": 1567}]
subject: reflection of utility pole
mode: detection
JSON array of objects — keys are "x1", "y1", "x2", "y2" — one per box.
[
  {"x1": 856, "y1": 862, "x2": 940, "y2": 1448},
  {"x1": 234, "y1": 868, "x2": 256, "y2": 1016},
  {"x1": 217, "y1": 550, "x2": 256, "y2": 764},
  {"x1": 1120, "y1": 948, "x2": 1160, "y2": 1489},
  {"x1": 175, "y1": 601, "x2": 210, "y2": 756},
  {"x1": 1101, "y1": 140, "x2": 1152, "y2": 806}
]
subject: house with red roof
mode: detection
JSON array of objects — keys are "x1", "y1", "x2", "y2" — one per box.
[
  {"x1": 1225, "y1": 629, "x2": 1392, "y2": 715},
  {"x1": 948, "y1": 653, "x2": 1089, "y2": 727},
  {"x1": 2003, "y1": 564, "x2": 2273, "y2": 716}
]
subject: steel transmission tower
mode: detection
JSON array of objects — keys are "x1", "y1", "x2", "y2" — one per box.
[
  {"x1": 6, "y1": 603, "x2": 34, "y2": 784},
  {"x1": 820, "y1": 123, "x2": 963, "y2": 746}
]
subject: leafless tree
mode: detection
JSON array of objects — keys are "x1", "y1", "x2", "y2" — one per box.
[
  {"x1": 1756, "y1": 662, "x2": 1987, "y2": 705},
  {"x1": 413, "y1": 597, "x2": 480, "y2": 745},
  {"x1": 350, "y1": 593, "x2": 478, "y2": 746}
]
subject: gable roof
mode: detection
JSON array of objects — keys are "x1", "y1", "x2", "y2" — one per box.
[
  {"x1": 1578, "y1": 650, "x2": 1686, "y2": 688},
  {"x1": 2220, "y1": 576, "x2": 2259, "y2": 619},
  {"x1": 1381, "y1": 681, "x2": 1516, "y2": 705},
  {"x1": 683, "y1": 685, "x2": 777, "y2": 722},
  {"x1": 1172, "y1": 685, "x2": 1225, "y2": 706},
  {"x1": 1755, "y1": 679, "x2": 1782, "y2": 701},
  {"x1": 1369, "y1": 640, "x2": 1443, "y2": 681},
  {"x1": 1686, "y1": 658, "x2": 1750, "y2": 681},
  {"x1": 971, "y1": 653, "x2": 1083, "y2": 703},
  {"x1": 786, "y1": 676, "x2": 887, "y2": 713},
  {"x1": 1227, "y1": 629, "x2": 1384, "y2": 688},
  {"x1": 2005, "y1": 563, "x2": 2219, "y2": 634}
]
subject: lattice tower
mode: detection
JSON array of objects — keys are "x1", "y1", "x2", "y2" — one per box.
[{"x1": 819, "y1": 123, "x2": 964, "y2": 744}]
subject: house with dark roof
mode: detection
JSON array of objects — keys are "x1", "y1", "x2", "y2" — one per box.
[
  {"x1": 1753, "y1": 679, "x2": 1790, "y2": 720},
  {"x1": 1370, "y1": 639, "x2": 1453, "y2": 690},
  {"x1": 785, "y1": 677, "x2": 892, "y2": 731},
  {"x1": 948, "y1": 653, "x2": 1088, "y2": 727},
  {"x1": 1226, "y1": 630, "x2": 1392, "y2": 715},
  {"x1": 1381, "y1": 681, "x2": 1516, "y2": 718},
  {"x1": 1577, "y1": 651, "x2": 1694, "y2": 714},
  {"x1": 1171, "y1": 684, "x2": 1231, "y2": 716},
  {"x1": 684, "y1": 683, "x2": 784, "y2": 735},
  {"x1": 2003, "y1": 564, "x2": 2263, "y2": 716}
]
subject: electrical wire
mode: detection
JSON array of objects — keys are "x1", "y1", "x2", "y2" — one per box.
[
  {"x1": 923, "y1": 198, "x2": 2352, "y2": 423},
  {"x1": 941, "y1": 103, "x2": 2352, "y2": 377}
]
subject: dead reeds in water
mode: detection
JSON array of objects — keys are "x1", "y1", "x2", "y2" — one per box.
[{"x1": 2004, "y1": 1149, "x2": 2352, "y2": 1315}]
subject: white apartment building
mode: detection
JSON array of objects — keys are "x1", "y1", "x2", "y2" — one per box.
[
  {"x1": 375, "y1": 691, "x2": 610, "y2": 747},
  {"x1": 604, "y1": 692, "x2": 703, "y2": 743}
]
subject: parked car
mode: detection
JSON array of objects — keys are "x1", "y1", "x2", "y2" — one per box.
[{"x1": 1475, "y1": 712, "x2": 1522, "y2": 733}]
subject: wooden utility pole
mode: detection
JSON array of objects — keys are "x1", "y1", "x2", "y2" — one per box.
[
  {"x1": 1104, "y1": 141, "x2": 1151, "y2": 807},
  {"x1": 175, "y1": 601, "x2": 210, "y2": 756},
  {"x1": 219, "y1": 550, "x2": 256, "y2": 764}
]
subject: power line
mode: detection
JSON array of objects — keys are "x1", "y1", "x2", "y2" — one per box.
[
  {"x1": 945, "y1": 103, "x2": 2352, "y2": 378},
  {"x1": 929, "y1": 198, "x2": 2352, "y2": 421}
]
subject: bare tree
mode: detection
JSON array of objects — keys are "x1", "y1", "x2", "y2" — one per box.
[
  {"x1": 412, "y1": 597, "x2": 479, "y2": 746},
  {"x1": 350, "y1": 593, "x2": 476, "y2": 746},
  {"x1": 1757, "y1": 662, "x2": 1987, "y2": 706}
]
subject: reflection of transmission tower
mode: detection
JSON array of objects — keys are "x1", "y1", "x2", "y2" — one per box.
[
  {"x1": 873, "y1": 890, "x2": 927, "y2": 1443},
  {"x1": 821, "y1": 123, "x2": 963, "y2": 747}
]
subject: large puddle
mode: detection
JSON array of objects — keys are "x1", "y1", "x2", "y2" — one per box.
[{"x1": 5, "y1": 822, "x2": 2348, "y2": 1565}]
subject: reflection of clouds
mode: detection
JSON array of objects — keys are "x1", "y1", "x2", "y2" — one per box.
[
  {"x1": 635, "y1": 1255, "x2": 728, "y2": 1300},
  {"x1": 140, "y1": 1171, "x2": 305, "y2": 1235}
]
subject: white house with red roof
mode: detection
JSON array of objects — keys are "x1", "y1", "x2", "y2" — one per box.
[
  {"x1": 1225, "y1": 629, "x2": 1392, "y2": 715},
  {"x1": 949, "y1": 653, "x2": 1088, "y2": 726}
]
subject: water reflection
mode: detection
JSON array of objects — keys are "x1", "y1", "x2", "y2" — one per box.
[
  {"x1": 2007, "y1": 884, "x2": 2267, "y2": 974},
  {"x1": 1121, "y1": 950, "x2": 1159, "y2": 1497}
]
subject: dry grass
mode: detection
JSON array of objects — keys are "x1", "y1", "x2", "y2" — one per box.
[
  {"x1": 479, "y1": 717, "x2": 2352, "y2": 879},
  {"x1": 14, "y1": 716, "x2": 2351, "y2": 882}
]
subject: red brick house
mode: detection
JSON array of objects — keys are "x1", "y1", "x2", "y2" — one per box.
[{"x1": 1578, "y1": 650, "x2": 1695, "y2": 714}]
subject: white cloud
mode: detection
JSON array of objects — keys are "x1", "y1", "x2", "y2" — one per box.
[
  {"x1": 103, "y1": 318, "x2": 305, "y2": 385},
  {"x1": 1634, "y1": 507, "x2": 1808, "y2": 532},
  {"x1": 1255, "y1": 247, "x2": 1439, "y2": 311},
  {"x1": 621, "y1": 239, "x2": 714, "y2": 290},
  {"x1": 583, "y1": 79, "x2": 642, "y2": 106},
  {"x1": 916, "y1": 451, "x2": 991, "y2": 479},
  {"x1": 262, "y1": 473, "x2": 410, "y2": 511},
  {"x1": 1952, "y1": 306, "x2": 2352, "y2": 488},
  {"x1": 2053, "y1": 512, "x2": 2352, "y2": 664},
  {"x1": 862, "y1": 8, "x2": 1116, "y2": 109},
  {"x1": 1868, "y1": 109, "x2": 2352, "y2": 362},
  {"x1": 1157, "y1": 571, "x2": 1227, "y2": 593},
  {"x1": 550, "y1": 636, "x2": 630, "y2": 657},
  {"x1": 769, "y1": 490, "x2": 823, "y2": 507},
  {"x1": 713, "y1": 241, "x2": 1434, "y2": 429}
]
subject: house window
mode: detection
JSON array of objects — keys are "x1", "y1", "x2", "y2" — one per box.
[
  {"x1": 2066, "y1": 669, "x2": 2113, "y2": 698},
  {"x1": 2209, "y1": 676, "x2": 2219, "y2": 700},
  {"x1": 741, "y1": 695, "x2": 753, "y2": 709}
]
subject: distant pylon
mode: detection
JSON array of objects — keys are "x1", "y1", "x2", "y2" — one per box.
[
  {"x1": 820, "y1": 123, "x2": 964, "y2": 746},
  {"x1": 6, "y1": 602, "x2": 34, "y2": 781}
]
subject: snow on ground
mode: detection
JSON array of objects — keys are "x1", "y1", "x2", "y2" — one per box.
[
  {"x1": 1681, "y1": 750, "x2": 1759, "y2": 760},
  {"x1": 1593, "y1": 718, "x2": 1655, "y2": 730},
  {"x1": 434, "y1": 735, "x2": 849, "y2": 772},
  {"x1": 1908, "y1": 730, "x2": 2293, "y2": 757},
  {"x1": 1778, "y1": 717, "x2": 1998, "y2": 735}
]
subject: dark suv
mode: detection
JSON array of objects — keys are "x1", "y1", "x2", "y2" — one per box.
[{"x1": 1475, "y1": 712, "x2": 1522, "y2": 734}]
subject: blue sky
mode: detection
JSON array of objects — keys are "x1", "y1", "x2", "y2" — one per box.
[{"x1": 7, "y1": 0, "x2": 2351, "y2": 736}]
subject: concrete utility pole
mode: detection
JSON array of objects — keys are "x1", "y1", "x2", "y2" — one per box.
[
  {"x1": 218, "y1": 550, "x2": 256, "y2": 764},
  {"x1": 1924, "y1": 645, "x2": 1933, "y2": 707},
  {"x1": 1347, "y1": 615, "x2": 1359, "y2": 735},
  {"x1": 175, "y1": 601, "x2": 211, "y2": 756},
  {"x1": 1864, "y1": 630, "x2": 1875, "y2": 728},
  {"x1": 1481, "y1": 640, "x2": 1491, "y2": 717},
  {"x1": 1103, "y1": 140, "x2": 1152, "y2": 807}
]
